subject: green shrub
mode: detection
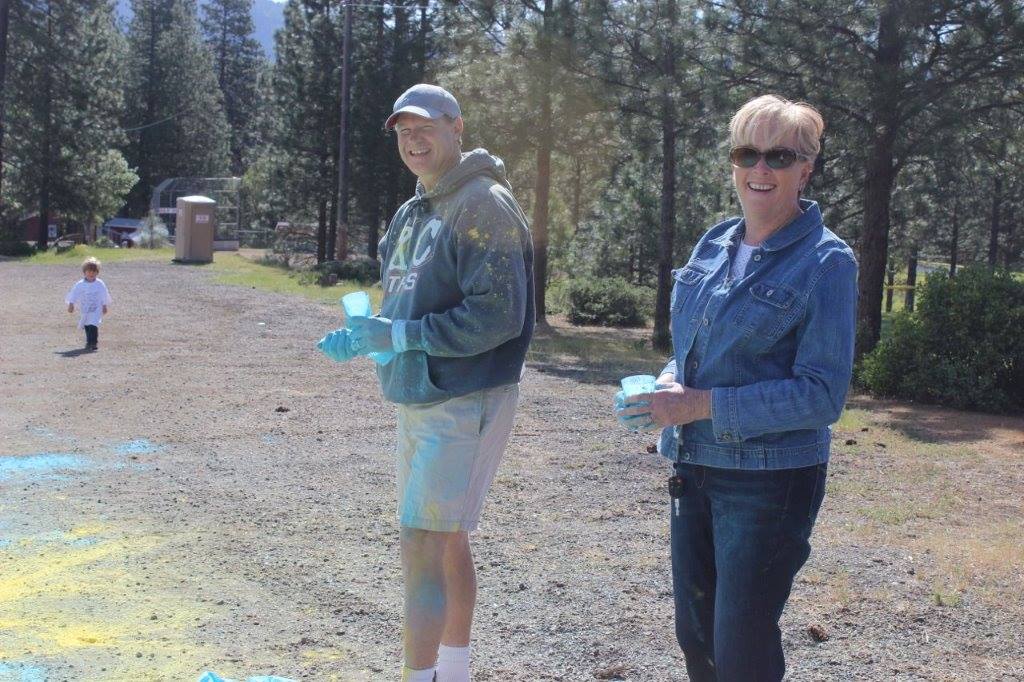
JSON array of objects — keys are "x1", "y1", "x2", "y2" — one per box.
[
  {"x1": 316, "y1": 256, "x2": 380, "y2": 285},
  {"x1": 859, "y1": 267, "x2": 1024, "y2": 413},
  {"x1": 545, "y1": 276, "x2": 570, "y2": 315},
  {"x1": 0, "y1": 241, "x2": 36, "y2": 257},
  {"x1": 93, "y1": 236, "x2": 117, "y2": 249},
  {"x1": 258, "y1": 253, "x2": 291, "y2": 269},
  {"x1": 567, "y1": 276, "x2": 653, "y2": 327}
]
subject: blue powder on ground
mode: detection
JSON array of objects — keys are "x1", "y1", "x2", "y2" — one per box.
[
  {"x1": 199, "y1": 673, "x2": 297, "y2": 682},
  {"x1": 0, "y1": 661, "x2": 47, "y2": 682},
  {"x1": 0, "y1": 453, "x2": 87, "y2": 480},
  {"x1": 114, "y1": 439, "x2": 159, "y2": 455},
  {"x1": 69, "y1": 537, "x2": 99, "y2": 548}
]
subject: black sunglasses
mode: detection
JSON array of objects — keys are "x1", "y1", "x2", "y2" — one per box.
[{"x1": 729, "y1": 146, "x2": 807, "y2": 170}]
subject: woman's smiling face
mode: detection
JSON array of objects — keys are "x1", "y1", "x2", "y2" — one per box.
[{"x1": 732, "y1": 126, "x2": 813, "y2": 225}]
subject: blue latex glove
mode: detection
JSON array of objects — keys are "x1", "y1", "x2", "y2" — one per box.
[
  {"x1": 349, "y1": 316, "x2": 394, "y2": 355},
  {"x1": 317, "y1": 327, "x2": 355, "y2": 363},
  {"x1": 614, "y1": 390, "x2": 656, "y2": 432},
  {"x1": 614, "y1": 382, "x2": 673, "y2": 433}
]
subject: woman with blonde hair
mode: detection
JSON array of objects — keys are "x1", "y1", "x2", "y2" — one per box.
[{"x1": 618, "y1": 95, "x2": 858, "y2": 681}]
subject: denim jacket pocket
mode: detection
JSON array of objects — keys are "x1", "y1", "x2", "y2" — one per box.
[
  {"x1": 671, "y1": 265, "x2": 707, "y2": 312},
  {"x1": 735, "y1": 281, "x2": 802, "y2": 342}
]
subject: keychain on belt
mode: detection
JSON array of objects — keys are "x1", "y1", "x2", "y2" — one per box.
[{"x1": 668, "y1": 464, "x2": 685, "y2": 516}]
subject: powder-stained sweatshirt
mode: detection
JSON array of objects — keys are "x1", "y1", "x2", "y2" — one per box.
[{"x1": 376, "y1": 148, "x2": 535, "y2": 404}]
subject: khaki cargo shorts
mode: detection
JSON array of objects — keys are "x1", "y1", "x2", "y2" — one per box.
[{"x1": 395, "y1": 383, "x2": 519, "y2": 532}]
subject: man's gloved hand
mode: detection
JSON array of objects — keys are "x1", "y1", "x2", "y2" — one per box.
[
  {"x1": 349, "y1": 316, "x2": 394, "y2": 355},
  {"x1": 317, "y1": 328, "x2": 356, "y2": 363}
]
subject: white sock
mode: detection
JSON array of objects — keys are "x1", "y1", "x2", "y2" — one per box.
[
  {"x1": 436, "y1": 644, "x2": 471, "y2": 682},
  {"x1": 402, "y1": 666, "x2": 435, "y2": 682}
]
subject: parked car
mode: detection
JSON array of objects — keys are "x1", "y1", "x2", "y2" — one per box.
[{"x1": 101, "y1": 218, "x2": 143, "y2": 247}]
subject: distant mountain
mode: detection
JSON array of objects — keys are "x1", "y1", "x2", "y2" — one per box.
[{"x1": 115, "y1": 0, "x2": 285, "y2": 60}]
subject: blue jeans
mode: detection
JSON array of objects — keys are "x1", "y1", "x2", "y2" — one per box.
[{"x1": 670, "y1": 462, "x2": 827, "y2": 682}]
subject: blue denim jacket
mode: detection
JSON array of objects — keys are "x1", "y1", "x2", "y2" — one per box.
[{"x1": 657, "y1": 199, "x2": 858, "y2": 469}]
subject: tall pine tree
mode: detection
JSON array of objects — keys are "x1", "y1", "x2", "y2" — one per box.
[
  {"x1": 201, "y1": 0, "x2": 263, "y2": 175},
  {"x1": 124, "y1": 0, "x2": 229, "y2": 214},
  {"x1": 7, "y1": 0, "x2": 136, "y2": 247}
]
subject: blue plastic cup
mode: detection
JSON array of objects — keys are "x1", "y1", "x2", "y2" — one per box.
[{"x1": 620, "y1": 374, "x2": 657, "y2": 397}]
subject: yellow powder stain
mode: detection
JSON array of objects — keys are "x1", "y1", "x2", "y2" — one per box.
[
  {"x1": 0, "y1": 524, "x2": 219, "y2": 680},
  {"x1": 53, "y1": 627, "x2": 112, "y2": 648},
  {"x1": 67, "y1": 524, "x2": 106, "y2": 538},
  {"x1": 301, "y1": 647, "x2": 351, "y2": 662}
]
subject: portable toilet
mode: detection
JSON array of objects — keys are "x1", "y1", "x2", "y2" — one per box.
[{"x1": 174, "y1": 195, "x2": 216, "y2": 263}]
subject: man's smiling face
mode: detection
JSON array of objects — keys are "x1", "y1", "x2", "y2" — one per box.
[{"x1": 394, "y1": 113, "x2": 463, "y2": 190}]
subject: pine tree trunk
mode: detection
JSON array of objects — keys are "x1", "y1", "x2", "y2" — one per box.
[
  {"x1": 653, "y1": 0, "x2": 679, "y2": 353},
  {"x1": 904, "y1": 251, "x2": 917, "y2": 313},
  {"x1": 885, "y1": 263, "x2": 894, "y2": 312},
  {"x1": 416, "y1": 0, "x2": 429, "y2": 80},
  {"x1": 653, "y1": 94, "x2": 677, "y2": 353},
  {"x1": 328, "y1": 151, "x2": 339, "y2": 260},
  {"x1": 37, "y1": 1, "x2": 54, "y2": 250},
  {"x1": 570, "y1": 156, "x2": 582, "y2": 236},
  {"x1": 988, "y1": 176, "x2": 1001, "y2": 268},
  {"x1": 530, "y1": 0, "x2": 554, "y2": 325},
  {"x1": 335, "y1": 0, "x2": 353, "y2": 261},
  {"x1": 1004, "y1": 204, "x2": 1017, "y2": 269},
  {"x1": 368, "y1": 200, "x2": 380, "y2": 260},
  {"x1": 138, "y1": 1, "x2": 158, "y2": 214},
  {"x1": 855, "y1": 2, "x2": 902, "y2": 359},
  {"x1": 317, "y1": 198, "x2": 327, "y2": 265},
  {"x1": 949, "y1": 195, "x2": 959, "y2": 277},
  {"x1": 385, "y1": 2, "x2": 409, "y2": 234},
  {"x1": 857, "y1": 139, "x2": 895, "y2": 355},
  {"x1": 368, "y1": 3, "x2": 385, "y2": 260},
  {"x1": 0, "y1": 0, "x2": 10, "y2": 206}
]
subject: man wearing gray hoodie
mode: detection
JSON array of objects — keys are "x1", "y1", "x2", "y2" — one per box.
[{"x1": 348, "y1": 84, "x2": 534, "y2": 682}]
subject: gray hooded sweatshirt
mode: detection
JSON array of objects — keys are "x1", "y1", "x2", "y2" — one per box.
[{"x1": 376, "y1": 148, "x2": 535, "y2": 404}]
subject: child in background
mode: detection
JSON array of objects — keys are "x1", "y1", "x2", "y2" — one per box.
[{"x1": 65, "y1": 256, "x2": 112, "y2": 351}]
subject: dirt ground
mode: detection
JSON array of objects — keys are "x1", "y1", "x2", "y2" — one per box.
[{"x1": 1, "y1": 257, "x2": 1022, "y2": 681}]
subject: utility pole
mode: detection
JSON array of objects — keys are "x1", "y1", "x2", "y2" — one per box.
[
  {"x1": 0, "y1": 0, "x2": 11, "y2": 209},
  {"x1": 335, "y1": 0, "x2": 353, "y2": 260}
]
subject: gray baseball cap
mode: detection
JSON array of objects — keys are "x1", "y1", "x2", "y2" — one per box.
[{"x1": 384, "y1": 84, "x2": 461, "y2": 131}]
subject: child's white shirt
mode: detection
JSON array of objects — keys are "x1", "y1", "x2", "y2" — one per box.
[{"x1": 65, "y1": 278, "x2": 112, "y2": 328}]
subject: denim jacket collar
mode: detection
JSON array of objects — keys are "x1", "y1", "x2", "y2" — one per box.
[
  {"x1": 763, "y1": 200, "x2": 823, "y2": 252},
  {"x1": 710, "y1": 200, "x2": 824, "y2": 253}
]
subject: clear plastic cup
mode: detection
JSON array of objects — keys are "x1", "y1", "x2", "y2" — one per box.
[
  {"x1": 620, "y1": 374, "x2": 657, "y2": 397},
  {"x1": 341, "y1": 291, "x2": 373, "y2": 321},
  {"x1": 339, "y1": 290, "x2": 395, "y2": 365}
]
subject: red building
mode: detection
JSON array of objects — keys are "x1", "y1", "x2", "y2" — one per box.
[{"x1": 19, "y1": 213, "x2": 78, "y2": 244}]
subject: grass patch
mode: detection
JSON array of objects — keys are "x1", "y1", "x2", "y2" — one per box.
[
  {"x1": 15, "y1": 245, "x2": 173, "y2": 264},
  {"x1": 527, "y1": 321, "x2": 668, "y2": 384},
  {"x1": 932, "y1": 588, "x2": 963, "y2": 608},
  {"x1": 914, "y1": 520, "x2": 1024, "y2": 606},
  {"x1": 828, "y1": 569, "x2": 854, "y2": 607},
  {"x1": 859, "y1": 491, "x2": 959, "y2": 526},
  {"x1": 825, "y1": 476, "x2": 873, "y2": 500},
  {"x1": 836, "y1": 408, "x2": 870, "y2": 432},
  {"x1": 208, "y1": 252, "x2": 383, "y2": 308}
]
